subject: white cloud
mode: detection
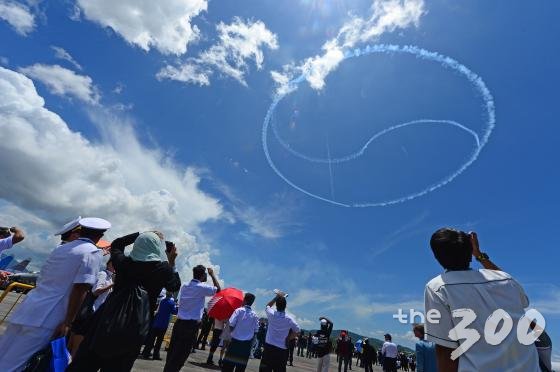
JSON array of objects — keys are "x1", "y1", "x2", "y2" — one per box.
[
  {"x1": 289, "y1": 288, "x2": 341, "y2": 308},
  {"x1": 0, "y1": 0, "x2": 35, "y2": 35},
  {"x1": 214, "y1": 182, "x2": 301, "y2": 239},
  {"x1": 158, "y1": 17, "x2": 278, "y2": 86},
  {"x1": 0, "y1": 66, "x2": 224, "y2": 278},
  {"x1": 76, "y1": 0, "x2": 207, "y2": 55},
  {"x1": 272, "y1": 0, "x2": 425, "y2": 92},
  {"x1": 19, "y1": 64, "x2": 100, "y2": 104},
  {"x1": 532, "y1": 289, "x2": 560, "y2": 315},
  {"x1": 51, "y1": 46, "x2": 83, "y2": 70}
]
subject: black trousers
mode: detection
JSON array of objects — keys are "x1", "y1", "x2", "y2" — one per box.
[
  {"x1": 197, "y1": 327, "x2": 211, "y2": 349},
  {"x1": 142, "y1": 327, "x2": 166, "y2": 358},
  {"x1": 383, "y1": 357, "x2": 397, "y2": 372},
  {"x1": 363, "y1": 358, "x2": 373, "y2": 372},
  {"x1": 222, "y1": 338, "x2": 253, "y2": 372},
  {"x1": 296, "y1": 345, "x2": 305, "y2": 356},
  {"x1": 288, "y1": 344, "x2": 295, "y2": 365},
  {"x1": 207, "y1": 328, "x2": 223, "y2": 363},
  {"x1": 259, "y1": 343, "x2": 288, "y2": 372},
  {"x1": 338, "y1": 356, "x2": 351, "y2": 372},
  {"x1": 163, "y1": 319, "x2": 200, "y2": 372},
  {"x1": 67, "y1": 347, "x2": 140, "y2": 372}
]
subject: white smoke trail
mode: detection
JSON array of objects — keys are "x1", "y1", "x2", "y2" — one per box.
[{"x1": 262, "y1": 44, "x2": 495, "y2": 207}]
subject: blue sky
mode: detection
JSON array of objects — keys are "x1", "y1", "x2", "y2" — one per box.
[{"x1": 0, "y1": 0, "x2": 558, "y2": 353}]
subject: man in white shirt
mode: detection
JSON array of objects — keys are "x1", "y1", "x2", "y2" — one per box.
[
  {"x1": 0, "y1": 226, "x2": 25, "y2": 281},
  {"x1": 0, "y1": 217, "x2": 109, "y2": 372},
  {"x1": 259, "y1": 294, "x2": 300, "y2": 372},
  {"x1": 92, "y1": 259, "x2": 114, "y2": 311},
  {"x1": 222, "y1": 293, "x2": 259, "y2": 372},
  {"x1": 164, "y1": 264, "x2": 221, "y2": 372},
  {"x1": 424, "y1": 228, "x2": 540, "y2": 372},
  {"x1": 381, "y1": 334, "x2": 398, "y2": 372}
]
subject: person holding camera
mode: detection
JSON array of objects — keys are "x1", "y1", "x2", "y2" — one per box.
[
  {"x1": 424, "y1": 228, "x2": 540, "y2": 372},
  {"x1": 164, "y1": 264, "x2": 221, "y2": 372},
  {"x1": 0, "y1": 225, "x2": 25, "y2": 252}
]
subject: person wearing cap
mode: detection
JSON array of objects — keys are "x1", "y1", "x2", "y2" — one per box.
[
  {"x1": 222, "y1": 292, "x2": 259, "y2": 372},
  {"x1": 55, "y1": 216, "x2": 82, "y2": 245},
  {"x1": 0, "y1": 217, "x2": 109, "y2": 371},
  {"x1": 337, "y1": 331, "x2": 353, "y2": 372},
  {"x1": 164, "y1": 264, "x2": 221, "y2": 372},
  {"x1": 381, "y1": 334, "x2": 398, "y2": 372},
  {"x1": 314, "y1": 317, "x2": 333, "y2": 372},
  {"x1": 259, "y1": 293, "x2": 300, "y2": 372}
]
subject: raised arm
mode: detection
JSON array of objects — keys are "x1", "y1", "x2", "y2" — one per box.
[
  {"x1": 110, "y1": 232, "x2": 139, "y2": 267},
  {"x1": 266, "y1": 295, "x2": 280, "y2": 308},
  {"x1": 470, "y1": 232, "x2": 501, "y2": 271},
  {"x1": 207, "y1": 267, "x2": 221, "y2": 292},
  {"x1": 9, "y1": 227, "x2": 24, "y2": 244}
]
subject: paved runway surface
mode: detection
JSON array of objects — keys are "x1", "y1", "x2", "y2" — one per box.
[
  {"x1": 132, "y1": 348, "x2": 386, "y2": 372},
  {"x1": 1, "y1": 291, "x2": 387, "y2": 372}
]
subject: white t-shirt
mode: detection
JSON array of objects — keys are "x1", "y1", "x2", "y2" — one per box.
[
  {"x1": 93, "y1": 269, "x2": 113, "y2": 311},
  {"x1": 177, "y1": 279, "x2": 216, "y2": 321},
  {"x1": 9, "y1": 238, "x2": 101, "y2": 329},
  {"x1": 264, "y1": 306, "x2": 300, "y2": 349},
  {"x1": 229, "y1": 306, "x2": 259, "y2": 341},
  {"x1": 382, "y1": 341, "x2": 398, "y2": 358},
  {"x1": 424, "y1": 269, "x2": 539, "y2": 372},
  {"x1": 0, "y1": 236, "x2": 13, "y2": 254}
]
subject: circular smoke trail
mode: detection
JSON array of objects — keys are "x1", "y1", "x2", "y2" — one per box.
[{"x1": 262, "y1": 44, "x2": 496, "y2": 207}]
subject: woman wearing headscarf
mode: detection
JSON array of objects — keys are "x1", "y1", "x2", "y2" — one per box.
[{"x1": 68, "y1": 231, "x2": 181, "y2": 372}]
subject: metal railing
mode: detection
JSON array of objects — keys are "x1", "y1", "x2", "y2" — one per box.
[{"x1": 0, "y1": 282, "x2": 34, "y2": 324}]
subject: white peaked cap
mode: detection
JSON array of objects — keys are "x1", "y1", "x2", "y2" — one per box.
[
  {"x1": 320, "y1": 319, "x2": 327, "y2": 325},
  {"x1": 79, "y1": 217, "x2": 111, "y2": 231},
  {"x1": 54, "y1": 216, "x2": 82, "y2": 236}
]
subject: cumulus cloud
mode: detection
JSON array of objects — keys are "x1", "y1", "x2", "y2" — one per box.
[
  {"x1": 51, "y1": 46, "x2": 83, "y2": 70},
  {"x1": 76, "y1": 0, "x2": 207, "y2": 55},
  {"x1": 157, "y1": 17, "x2": 278, "y2": 86},
  {"x1": 0, "y1": 66, "x2": 224, "y2": 277},
  {"x1": 0, "y1": 0, "x2": 35, "y2": 35},
  {"x1": 271, "y1": 0, "x2": 425, "y2": 92},
  {"x1": 19, "y1": 64, "x2": 100, "y2": 104}
]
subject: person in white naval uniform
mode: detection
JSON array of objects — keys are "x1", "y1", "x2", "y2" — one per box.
[{"x1": 0, "y1": 217, "x2": 110, "y2": 372}]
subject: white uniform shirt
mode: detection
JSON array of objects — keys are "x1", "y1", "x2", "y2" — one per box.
[
  {"x1": 229, "y1": 305, "x2": 259, "y2": 341},
  {"x1": 9, "y1": 238, "x2": 101, "y2": 329},
  {"x1": 177, "y1": 279, "x2": 217, "y2": 320},
  {"x1": 382, "y1": 341, "x2": 398, "y2": 358},
  {"x1": 424, "y1": 269, "x2": 539, "y2": 372},
  {"x1": 93, "y1": 269, "x2": 113, "y2": 311},
  {"x1": 0, "y1": 236, "x2": 13, "y2": 254},
  {"x1": 264, "y1": 306, "x2": 300, "y2": 349}
]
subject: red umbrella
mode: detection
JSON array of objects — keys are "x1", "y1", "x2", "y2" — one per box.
[{"x1": 208, "y1": 287, "x2": 244, "y2": 320}]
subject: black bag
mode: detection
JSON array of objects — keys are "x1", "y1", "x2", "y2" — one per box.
[
  {"x1": 22, "y1": 344, "x2": 52, "y2": 372},
  {"x1": 71, "y1": 290, "x2": 96, "y2": 335},
  {"x1": 87, "y1": 284, "x2": 150, "y2": 357}
]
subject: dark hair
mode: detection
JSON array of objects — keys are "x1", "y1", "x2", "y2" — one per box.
[
  {"x1": 193, "y1": 265, "x2": 206, "y2": 279},
  {"x1": 384, "y1": 333, "x2": 392, "y2": 341},
  {"x1": 276, "y1": 296, "x2": 287, "y2": 312},
  {"x1": 79, "y1": 227, "x2": 105, "y2": 243},
  {"x1": 165, "y1": 241, "x2": 174, "y2": 253},
  {"x1": 430, "y1": 228, "x2": 472, "y2": 271},
  {"x1": 244, "y1": 293, "x2": 256, "y2": 306},
  {"x1": 413, "y1": 324, "x2": 425, "y2": 336}
]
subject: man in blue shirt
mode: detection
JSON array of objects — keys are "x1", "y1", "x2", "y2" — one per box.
[
  {"x1": 142, "y1": 291, "x2": 177, "y2": 360},
  {"x1": 413, "y1": 324, "x2": 436, "y2": 372}
]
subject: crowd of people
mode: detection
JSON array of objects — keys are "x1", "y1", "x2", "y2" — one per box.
[{"x1": 0, "y1": 219, "x2": 554, "y2": 372}]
